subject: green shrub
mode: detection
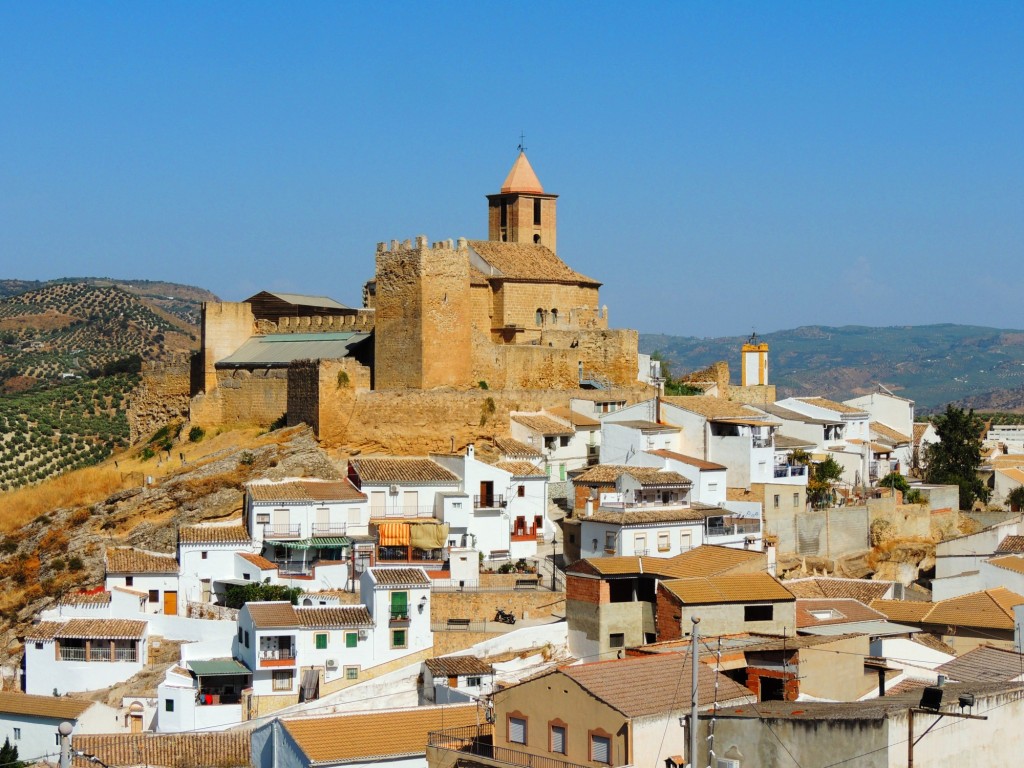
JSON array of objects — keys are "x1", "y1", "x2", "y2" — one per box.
[
  {"x1": 239, "y1": 451, "x2": 256, "y2": 466},
  {"x1": 68, "y1": 556, "x2": 84, "y2": 571},
  {"x1": 188, "y1": 426, "x2": 205, "y2": 443}
]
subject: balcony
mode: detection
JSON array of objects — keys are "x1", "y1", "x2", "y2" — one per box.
[
  {"x1": 258, "y1": 647, "x2": 296, "y2": 668},
  {"x1": 263, "y1": 524, "x2": 301, "y2": 539},
  {"x1": 474, "y1": 495, "x2": 506, "y2": 509},
  {"x1": 752, "y1": 436, "x2": 773, "y2": 449},
  {"x1": 511, "y1": 526, "x2": 543, "y2": 543},
  {"x1": 774, "y1": 465, "x2": 808, "y2": 478},
  {"x1": 599, "y1": 499, "x2": 690, "y2": 511},
  {"x1": 377, "y1": 546, "x2": 445, "y2": 564},
  {"x1": 706, "y1": 519, "x2": 762, "y2": 538},
  {"x1": 389, "y1": 607, "x2": 411, "y2": 627},
  {"x1": 58, "y1": 644, "x2": 138, "y2": 663},
  {"x1": 312, "y1": 523, "x2": 348, "y2": 536},
  {"x1": 370, "y1": 505, "x2": 437, "y2": 519},
  {"x1": 428, "y1": 726, "x2": 595, "y2": 768}
]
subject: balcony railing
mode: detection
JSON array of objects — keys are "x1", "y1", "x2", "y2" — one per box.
[
  {"x1": 599, "y1": 499, "x2": 690, "y2": 510},
  {"x1": 428, "y1": 726, "x2": 593, "y2": 768},
  {"x1": 377, "y1": 546, "x2": 445, "y2": 563},
  {"x1": 774, "y1": 465, "x2": 808, "y2": 478},
  {"x1": 370, "y1": 505, "x2": 437, "y2": 519},
  {"x1": 311, "y1": 523, "x2": 348, "y2": 536},
  {"x1": 58, "y1": 646, "x2": 137, "y2": 663},
  {"x1": 752, "y1": 436, "x2": 773, "y2": 448},
  {"x1": 59, "y1": 647, "x2": 86, "y2": 662},
  {"x1": 474, "y1": 495, "x2": 506, "y2": 509},
  {"x1": 259, "y1": 647, "x2": 296, "y2": 661},
  {"x1": 263, "y1": 524, "x2": 301, "y2": 539},
  {"x1": 706, "y1": 520, "x2": 762, "y2": 537},
  {"x1": 198, "y1": 693, "x2": 242, "y2": 705}
]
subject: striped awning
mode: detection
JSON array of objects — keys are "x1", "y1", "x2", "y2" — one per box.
[
  {"x1": 378, "y1": 523, "x2": 410, "y2": 546},
  {"x1": 277, "y1": 537, "x2": 351, "y2": 549}
]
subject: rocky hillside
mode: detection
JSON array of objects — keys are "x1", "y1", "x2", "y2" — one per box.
[{"x1": 0, "y1": 425, "x2": 336, "y2": 656}]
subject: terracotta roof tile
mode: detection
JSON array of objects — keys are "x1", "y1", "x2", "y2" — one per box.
[
  {"x1": 989, "y1": 554, "x2": 1024, "y2": 575},
  {"x1": 873, "y1": 588, "x2": 1024, "y2": 631},
  {"x1": 500, "y1": 152, "x2": 544, "y2": 194},
  {"x1": 558, "y1": 652, "x2": 754, "y2": 716},
  {"x1": 911, "y1": 633, "x2": 957, "y2": 655},
  {"x1": 936, "y1": 644, "x2": 1024, "y2": 682},
  {"x1": 796, "y1": 598, "x2": 887, "y2": 628},
  {"x1": 546, "y1": 406, "x2": 600, "y2": 428},
  {"x1": 869, "y1": 599, "x2": 932, "y2": 624},
  {"x1": 369, "y1": 567, "x2": 431, "y2": 587},
  {"x1": 794, "y1": 397, "x2": 868, "y2": 415},
  {"x1": 773, "y1": 434, "x2": 817, "y2": 449},
  {"x1": 106, "y1": 547, "x2": 178, "y2": 574},
  {"x1": 759, "y1": 404, "x2": 843, "y2": 425},
  {"x1": 58, "y1": 591, "x2": 112, "y2": 607},
  {"x1": 179, "y1": 524, "x2": 251, "y2": 545},
  {"x1": 662, "y1": 396, "x2": 767, "y2": 419},
  {"x1": 569, "y1": 545, "x2": 765, "y2": 579},
  {"x1": 350, "y1": 457, "x2": 459, "y2": 484},
  {"x1": 295, "y1": 605, "x2": 373, "y2": 629},
  {"x1": 582, "y1": 505, "x2": 715, "y2": 525},
  {"x1": 238, "y1": 552, "x2": 278, "y2": 570},
  {"x1": 424, "y1": 655, "x2": 494, "y2": 677},
  {"x1": 245, "y1": 602, "x2": 300, "y2": 628},
  {"x1": 996, "y1": 467, "x2": 1024, "y2": 485},
  {"x1": 574, "y1": 464, "x2": 691, "y2": 486},
  {"x1": 870, "y1": 422, "x2": 912, "y2": 444},
  {"x1": 647, "y1": 449, "x2": 727, "y2": 471},
  {"x1": 493, "y1": 436, "x2": 544, "y2": 459},
  {"x1": 661, "y1": 573, "x2": 795, "y2": 605},
  {"x1": 494, "y1": 461, "x2": 546, "y2": 477},
  {"x1": 511, "y1": 413, "x2": 573, "y2": 436},
  {"x1": 25, "y1": 619, "x2": 146, "y2": 641},
  {"x1": 247, "y1": 479, "x2": 366, "y2": 503},
  {"x1": 468, "y1": 240, "x2": 599, "y2": 286},
  {"x1": 784, "y1": 578, "x2": 893, "y2": 603},
  {"x1": 281, "y1": 704, "x2": 478, "y2": 762},
  {"x1": 913, "y1": 423, "x2": 931, "y2": 444},
  {"x1": 71, "y1": 732, "x2": 250, "y2": 768},
  {"x1": 0, "y1": 691, "x2": 92, "y2": 720},
  {"x1": 996, "y1": 535, "x2": 1024, "y2": 554}
]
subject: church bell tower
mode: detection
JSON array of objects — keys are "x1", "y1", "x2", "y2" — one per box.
[{"x1": 487, "y1": 152, "x2": 559, "y2": 253}]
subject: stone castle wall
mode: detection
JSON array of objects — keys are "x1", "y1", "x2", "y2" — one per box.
[
  {"x1": 287, "y1": 358, "x2": 373, "y2": 437},
  {"x1": 190, "y1": 368, "x2": 289, "y2": 427},
  {"x1": 199, "y1": 302, "x2": 254, "y2": 394},
  {"x1": 127, "y1": 359, "x2": 192, "y2": 442},
  {"x1": 254, "y1": 310, "x2": 375, "y2": 335}
]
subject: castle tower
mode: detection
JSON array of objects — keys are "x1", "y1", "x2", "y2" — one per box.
[
  {"x1": 487, "y1": 152, "x2": 559, "y2": 253},
  {"x1": 373, "y1": 236, "x2": 473, "y2": 389},
  {"x1": 741, "y1": 333, "x2": 769, "y2": 387}
]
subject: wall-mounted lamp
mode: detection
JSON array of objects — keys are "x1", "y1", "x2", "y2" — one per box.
[{"x1": 418, "y1": 595, "x2": 428, "y2": 614}]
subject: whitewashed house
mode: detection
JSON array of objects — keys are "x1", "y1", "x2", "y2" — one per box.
[
  {"x1": 23, "y1": 618, "x2": 147, "y2": 696},
  {"x1": 776, "y1": 397, "x2": 880, "y2": 484},
  {"x1": 157, "y1": 659, "x2": 252, "y2": 733},
  {"x1": 510, "y1": 412, "x2": 586, "y2": 484},
  {"x1": 431, "y1": 445, "x2": 551, "y2": 560},
  {"x1": 358, "y1": 567, "x2": 432, "y2": 665},
  {"x1": 178, "y1": 524, "x2": 253, "y2": 611},
  {"x1": 420, "y1": 655, "x2": 494, "y2": 704},
  {"x1": 0, "y1": 692, "x2": 124, "y2": 759},
  {"x1": 104, "y1": 548, "x2": 180, "y2": 616},
  {"x1": 637, "y1": 449, "x2": 728, "y2": 506}
]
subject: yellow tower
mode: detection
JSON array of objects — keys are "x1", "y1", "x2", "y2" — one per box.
[
  {"x1": 486, "y1": 152, "x2": 559, "y2": 252},
  {"x1": 741, "y1": 333, "x2": 769, "y2": 387}
]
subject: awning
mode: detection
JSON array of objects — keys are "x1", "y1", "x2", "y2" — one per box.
[
  {"x1": 277, "y1": 537, "x2": 351, "y2": 549},
  {"x1": 410, "y1": 522, "x2": 450, "y2": 549},
  {"x1": 378, "y1": 523, "x2": 410, "y2": 546},
  {"x1": 189, "y1": 659, "x2": 251, "y2": 677}
]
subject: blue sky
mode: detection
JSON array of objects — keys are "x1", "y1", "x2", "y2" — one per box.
[{"x1": 1, "y1": 2, "x2": 1021, "y2": 336}]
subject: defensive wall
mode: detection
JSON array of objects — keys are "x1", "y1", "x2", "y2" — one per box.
[{"x1": 126, "y1": 358, "x2": 192, "y2": 443}]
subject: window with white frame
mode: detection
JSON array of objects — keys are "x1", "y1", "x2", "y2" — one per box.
[
  {"x1": 658, "y1": 532, "x2": 670, "y2": 551},
  {"x1": 273, "y1": 670, "x2": 293, "y2": 691}
]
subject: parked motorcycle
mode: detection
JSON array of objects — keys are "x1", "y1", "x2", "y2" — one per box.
[{"x1": 494, "y1": 607, "x2": 516, "y2": 625}]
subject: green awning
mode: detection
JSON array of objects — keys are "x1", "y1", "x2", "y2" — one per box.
[
  {"x1": 277, "y1": 537, "x2": 351, "y2": 549},
  {"x1": 189, "y1": 659, "x2": 251, "y2": 677}
]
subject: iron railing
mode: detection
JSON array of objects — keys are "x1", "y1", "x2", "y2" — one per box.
[
  {"x1": 774, "y1": 465, "x2": 808, "y2": 478},
  {"x1": 312, "y1": 523, "x2": 348, "y2": 535},
  {"x1": 263, "y1": 524, "x2": 301, "y2": 539},
  {"x1": 474, "y1": 495, "x2": 506, "y2": 508}
]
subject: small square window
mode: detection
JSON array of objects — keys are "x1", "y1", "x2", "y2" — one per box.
[
  {"x1": 13, "y1": 728, "x2": 21, "y2": 740},
  {"x1": 201, "y1": 551, "x2": 208, "y2": 559},
  {"x1": 745, "y1": 604, "x2": 774, "y2": 622},
  {"x1": 256, "y1": 512, "x2": 270, "y2": 525},
  {"x1": 273, "y1": 670, "x2": 293, "y2": 691},
  {"x1": 346, "y1": 632, "x2": 358, "y2": 648},
  {"x1": 125, "y1": 576, "x2": 134, "y2": 587},
  {"x1": 148, "y1": 590, "x2": 159, "y2": 603},
  {"x1": 34, "y1": 642, "x2": 43, "y2": 650},
  {"x1": 467, "y1": 676, "x2": 482, "y2": 687},
  {"x1": 345, "y1": 666, "x2": 359, "y2": 680},
  {"x1": 165, "y1": 699, "x2": 174, "y2": 712},
  {"x1": 315, "y1": 633, "x2": 328, "y2": 650},
  {"x1": 391, "y1": 629, "x2": 407, "y2": 649},
  {"x1": 609, "y1": 633, "x2": 625, "y2": 648},
  {"x1": 243, "y1": 573, "x2": 252, "y2": 580}
]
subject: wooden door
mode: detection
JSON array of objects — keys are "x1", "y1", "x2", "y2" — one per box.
[
  {"x1": 130, "y1": 715, "x2": 142, "y2": 733},
  {"x1": 163, "y1": 590, "x2": 178, "y2": 615}
]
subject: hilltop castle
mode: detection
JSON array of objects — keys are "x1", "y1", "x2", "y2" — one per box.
[{"x1": 174, "y1": 153, "x2": 649, "y2": 441}]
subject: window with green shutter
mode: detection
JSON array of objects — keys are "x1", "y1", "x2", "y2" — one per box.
[
  {"x1": 315, "y1": 633, "x2": 328, "y2": 650},
  {"x1": 390, "y1": 591, "x2": 408, "y2": 619},
  {"x1": 346, "y1": 632, "x2": 358, "y2": 648}
]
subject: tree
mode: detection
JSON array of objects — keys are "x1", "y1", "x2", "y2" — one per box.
[
  {"x1": 923, "y1": 405, "x2": 989, "y2": 510},
  {"x1": 807, "y1": 457, "x2": 844, "y2": 509},
  {"x1": 878, "y1": 471, "x2": 910, "y2": 494},
  {"x1": 650, "y1": 351, "x2": 705, "y2": 396},
  {"x1": 1008, "y1": 486, "x2": 1024, "y2": 513},
  {"x1": 0, "y1": 737, "x2": 24, "y2": 768}
]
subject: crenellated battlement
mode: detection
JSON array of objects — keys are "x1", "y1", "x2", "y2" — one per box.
[
  {"x1": 376, "y1": 235, "x2": 469, "y2": 253},
  {"x1": 256, "y1": 309, "x2": 376, "y2": 335}
]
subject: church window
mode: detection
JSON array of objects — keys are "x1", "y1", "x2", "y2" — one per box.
[
  {"x1": 535, "y1": 308, "x2": 544, "y2": 326},
  {"x1": 501, "y1": 200, "x2": 508, "y2": 227},
  {"x1": 550, "y1": 308, "x2": 558, "y2": 325},
  {"x1": 534, "y1": 234, "x2": 541, "y2": 244},
  {"x1": 534, "y1": 198, "x2": 542, "y2": 225}
]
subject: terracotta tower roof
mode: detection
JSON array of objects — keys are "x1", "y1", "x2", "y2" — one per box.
[{"x1": 501, "y1": 152, "x2": 544, "y2": 194}]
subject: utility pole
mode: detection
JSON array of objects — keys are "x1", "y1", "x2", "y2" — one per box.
[
  {"x1": 689, "y1": 616, "x2": 700, "y2": 768},
  {"x1": 58, "y1": 721, "x2": 73, "y2": 768}
]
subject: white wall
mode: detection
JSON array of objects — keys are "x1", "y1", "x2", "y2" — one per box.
[
  {"x1": 104, "y1": 573, "x2": 179, "y2": 615},
  {"x1": 180, "y1": 543, "x2": 252, "y2": 610},
  {"x1": 845, "y1": 393, "x2": 914, "y2": 439},
  {"x1": 24, "y1": 641, "x2": 144, "y2": 696}
]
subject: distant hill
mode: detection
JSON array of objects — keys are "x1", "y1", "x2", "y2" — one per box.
[{"x1": 641, "y1": 324, "x2": 1024, "y2": 412}]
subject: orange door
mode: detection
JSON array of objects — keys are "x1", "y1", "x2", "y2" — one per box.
[{"x1": 163, "y1": 591, "x2": 178, "y2": 615}]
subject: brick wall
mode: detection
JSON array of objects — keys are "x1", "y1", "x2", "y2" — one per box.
[
  {"x1": 655, "y1": 587, "x2": 683, "y2": 641},
  {"x1": 565, "y1": 575, "x2": 608, "y2": 605}
]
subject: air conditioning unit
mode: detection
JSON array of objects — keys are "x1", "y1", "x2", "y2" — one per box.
[
  {"x1": 326, "y1": 658, "x2": 338, "y2": 669},
  {"x1": 357, "y1": 629, "x2": 368, "y2": 640},
  {"x1": 389, "y1": 484, "x2": 400, "y2": 495}
]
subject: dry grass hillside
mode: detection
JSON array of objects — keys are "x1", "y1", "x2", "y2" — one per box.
[{"x1": 0, "y1": 424, "x2": 338, "y2": 661}]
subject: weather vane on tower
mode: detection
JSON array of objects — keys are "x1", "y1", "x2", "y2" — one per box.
[{"x1": 518, "y1": 131, "x2": 527, "y2": 153}]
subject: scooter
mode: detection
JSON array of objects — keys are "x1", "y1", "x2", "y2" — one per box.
[{"x1": 494, "y1": 607, "x2": 516, "y2": 625}]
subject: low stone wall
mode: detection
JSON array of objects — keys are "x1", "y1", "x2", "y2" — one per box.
[{"x1": 431, "y1": 589, "x2": 565, "y2": 623}]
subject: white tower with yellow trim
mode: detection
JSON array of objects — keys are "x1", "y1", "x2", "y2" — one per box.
[{"x1": 741, "y1": 333, "x2": 769, "y2": 387}]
